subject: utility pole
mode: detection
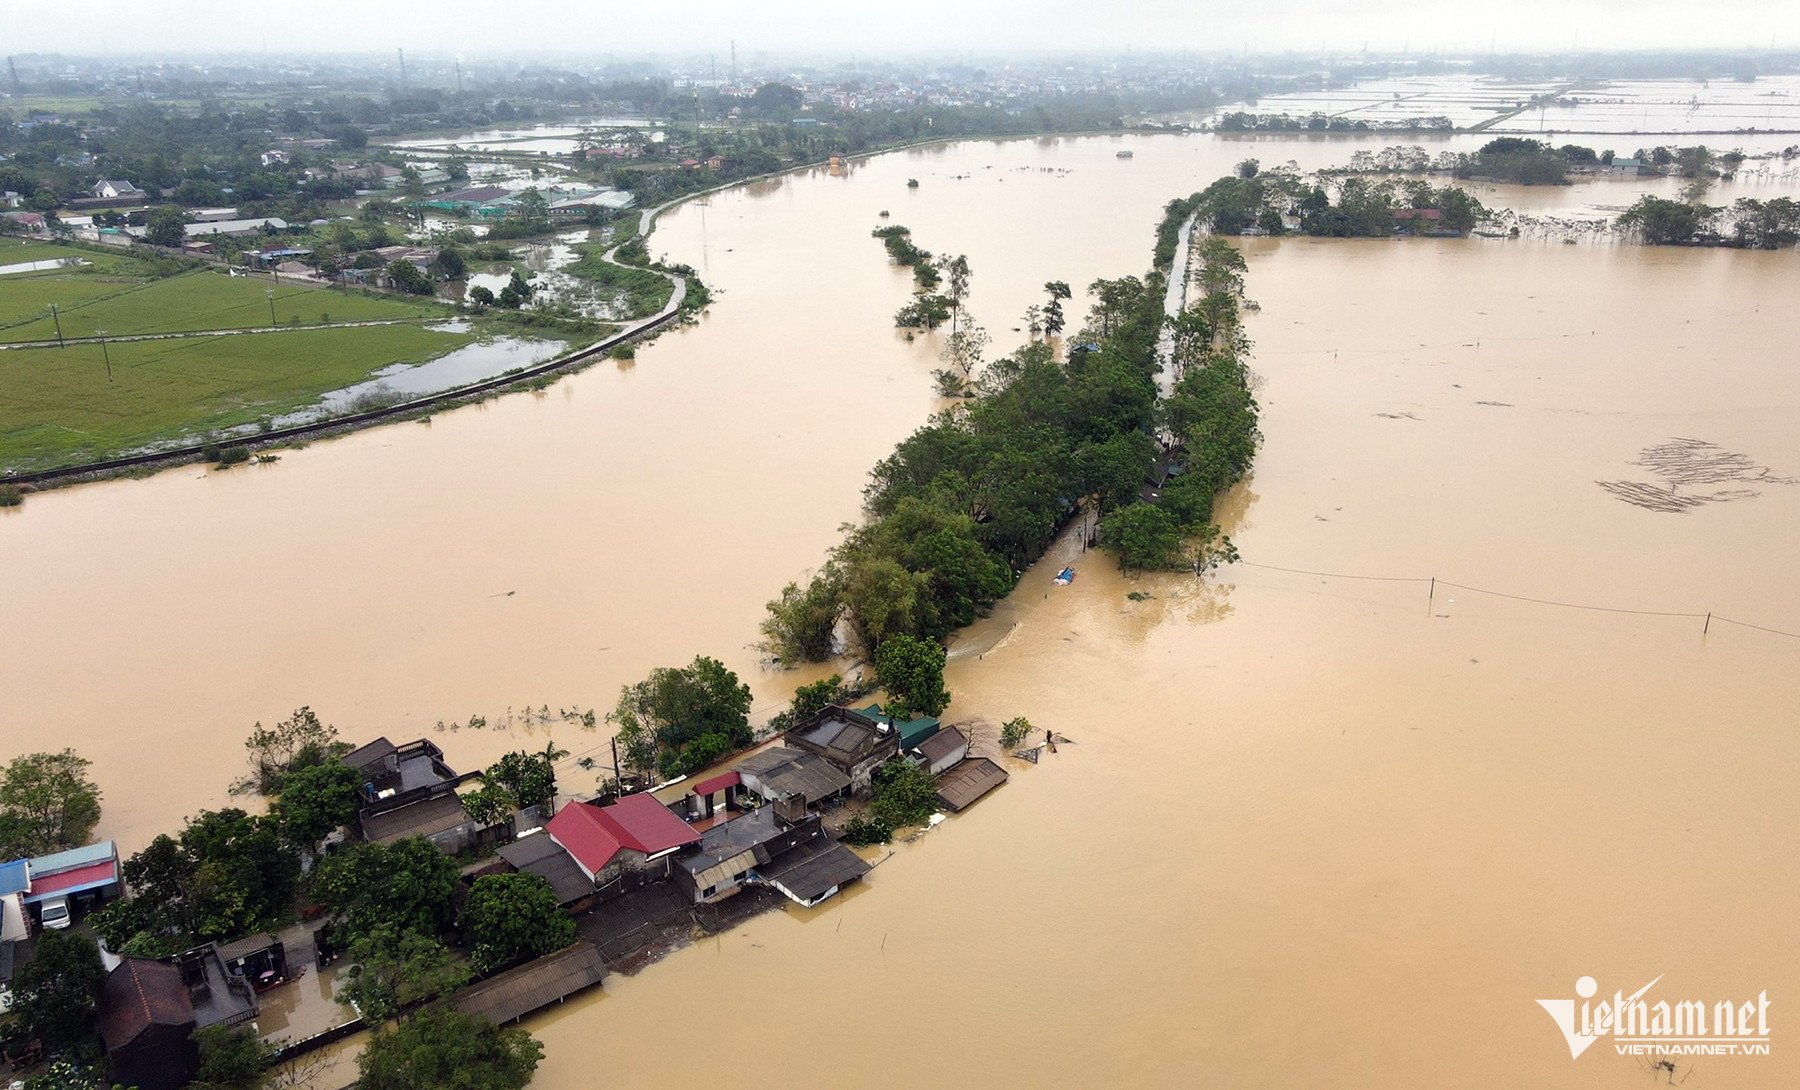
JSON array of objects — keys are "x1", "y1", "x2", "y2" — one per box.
[
  {"x1": 95, "y1": 329, "x2": 113, "y2": 383},
  {"x1": 48, "y1": 303, "x2": 63, "y2": 347},
  {"x1": 397, "y1": 48, "x2": 407, "y2": 85},
  {"x1": 454, "y1": 59, "x2": 463, "y2": 94},
  {"x1": 266, "y1": 287, "x2": 277, "y2": 327}
]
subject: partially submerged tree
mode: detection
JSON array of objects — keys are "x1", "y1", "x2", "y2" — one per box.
[
  {"x1": 607, "y1": 656, "x2": 753, "y2": 779},
  {"x1": 0, "y1": 749, "x2": 102, "y2": 858},
  {"x1": 269, "y1": 761, "x2": 361, "y2": 851},
  {"x1": 872, "y1": 634, "x2": 951, "y2": 719},
  {"x1": 244, "y1": 707, "x2": 345, "y2": 794},
  {"x1": 310, "y1": 837, "x2": 460, "y2": 944}
]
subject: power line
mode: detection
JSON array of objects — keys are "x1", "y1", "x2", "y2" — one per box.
[{"x1": 1233, "y1": 560, "x2": 1800, "y2": 641}]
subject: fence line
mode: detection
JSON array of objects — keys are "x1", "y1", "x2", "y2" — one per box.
[{"x1": 1233, "y1": 560, "x2": 1800, "y2": 641}]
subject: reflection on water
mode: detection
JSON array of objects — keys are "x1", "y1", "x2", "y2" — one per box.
[
  {"x1": 273, "y1": 334, "x2": 567, "y2": 423},
  {"x1": 6, "y1": 128, "x2": 1800, "y2": 1089}
]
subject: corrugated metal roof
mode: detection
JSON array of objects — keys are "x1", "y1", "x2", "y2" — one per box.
[
  {"x1": 498, "y1": 834, "x2": 594, "y2": 906},
  {"x1": 28, "y1": 840, "x2": 115, "y2": 875},
  {"x1": 454, "y1": 942, "x2": 606, "y2": 1025},
  {"x1": 916, "y1": 726, "x2": 968, "y2": 765},
  {"x1": 360, "y1": 793, "x2": 471, "y2": 844},
  {"x1": 692, "y1": 770, "x2": 740, "y2": 796},
  {"x1": 760, "y1": 839, "x2": 870, "y2": 904},
  {"x1": 736, "y1": 749, "x2": 850, "y2": 800},
  {"x1": 935, "y1": 757, "x2": 1009, "y2": 812},
  {"x1": 24, "y1": 858, "x2": 117, "y2": 901},
  {"x1": 0, "y1": 859, "x2": 27, "y2": 895}
]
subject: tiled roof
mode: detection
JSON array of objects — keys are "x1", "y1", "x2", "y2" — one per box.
[{"x1": 99, "y1": 959, "x2": 194, "y2": 1051}]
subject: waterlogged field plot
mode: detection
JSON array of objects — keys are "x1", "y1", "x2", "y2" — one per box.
[
  {"x1": 1223, "y1": 75, "x2": 1568, "y2": 128},
  {"x1": 0, "y1": 323, "x2": 475, "y2": 471},
  {"x1": 1492, "y1": 76, "x2": 1800, "y2": 134}
]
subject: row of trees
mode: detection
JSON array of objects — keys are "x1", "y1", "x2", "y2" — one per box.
[
  {"x1": 765, "y1": 213, "x2": 1254, "y2": 666},
  {"x1": 1182, "y1": 164, "x2": 1487, "y2": 238},
  {"x1": 1619, "y1": 194, "x2": 1800, "y2": 248}
]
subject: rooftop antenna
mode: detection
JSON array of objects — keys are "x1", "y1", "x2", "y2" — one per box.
[{"x1": 397, "y1": 47, "x2": 407, "y2": 85}]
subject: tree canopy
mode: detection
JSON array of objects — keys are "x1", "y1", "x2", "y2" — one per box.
[
  {"x1": 10, "y1": 930, "x2": 106, "y2": 1058},
  {"x1": 310, "y1": 837, "x2": 461, "y2": 944},
  {"x1": 0, "y1": 749, "x2": 102, "y2": 859},
  {"x1": 608, "y1": 655, "x2": 754, "y2": 779},
  {"x1": 872, "y1": 634, "x2": 951, "y2": 719},
  {"x1": 357, "y1": 1006, "x2": 543, "y2": 1090},
  {"x1": 459, "y1": 872, "x2": 576, "y2": 975}
]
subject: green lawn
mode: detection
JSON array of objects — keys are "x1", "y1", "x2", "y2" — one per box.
[
  {"x1": 0, "y1": 323, "x2": 476, "y2": 472},
  {"x1": 0, "y1": 267, "x2": 443, "y2": 344}
]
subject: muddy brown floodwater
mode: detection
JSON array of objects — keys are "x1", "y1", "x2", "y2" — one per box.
[{"x1": 4, "y1": 130, "x2": 1799, "y2": 1087}]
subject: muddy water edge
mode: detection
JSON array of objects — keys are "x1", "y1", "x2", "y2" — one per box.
[{"x1": 5, "y1": 129, "x2": 1800, "y2": 1087}]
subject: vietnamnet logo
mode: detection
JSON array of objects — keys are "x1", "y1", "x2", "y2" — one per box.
[{"x1": 1538, "y1": 975, "x2": 1772, "y2": 1058}]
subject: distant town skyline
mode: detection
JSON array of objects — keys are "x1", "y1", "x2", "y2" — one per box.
[{"x1": 8, "y1": 0, "x2": 1800, "y2": 58}]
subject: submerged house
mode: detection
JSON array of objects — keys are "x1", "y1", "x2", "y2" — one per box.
[
  {"x1": 99, "y1": 946, "x2": 257, "y2": 1090},
  {"x1": 858, "y1": 702, "x2": 941, "y2": 752},
  {"x1": 344, "y1": 737, "x2": 479, "y2": 852},
  {"x1": 671, "y1": 799, "x2": 820, "y2": 904},
  {"x1": 914, "y1": 726, "x2": 970, "y2": 776},
  {"x1": 539, "y1": 793, "x2": 701, "y2": 897},
  {"x1": 784, "y1": 706, "x2": 901, "y2": 793},
  {"x1": 734, "y1": 747, "x2": 851, "y2": 807}
]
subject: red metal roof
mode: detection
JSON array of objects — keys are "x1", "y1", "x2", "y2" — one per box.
[
  {"x1": 546, "y1": 795, "x2": 699, "y2": 874},
  {"x1": 545, "y1": 802, "x2": 622, "y2": 876},
  {"x1": 599, "y1": 793, "x2": 701, "y2": 855},
  {"x1": 28, "y1": 858, "x2": 117, "y2": 897},
  {"x1": 693, "y1": 771, "x2": 740, "y2": 796}
]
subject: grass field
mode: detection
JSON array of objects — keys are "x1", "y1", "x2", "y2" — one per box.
[
  {"x1": 0, "y1": 260, "x2": 444, "y2": 343},
  {"x1": 0, "y1": 323, "x2": 477, "y2": 471}
]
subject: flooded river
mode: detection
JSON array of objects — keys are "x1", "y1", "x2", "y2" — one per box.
[{"x1": 5, "y1": 129, "x2": 1799, "y2": 1086}]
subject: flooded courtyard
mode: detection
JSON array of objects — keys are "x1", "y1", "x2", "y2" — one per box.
[{"x1": 4, "y1": 126, "x2": 1798, "y2": 1086}]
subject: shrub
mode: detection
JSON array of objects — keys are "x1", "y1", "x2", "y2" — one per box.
[
  {"x1": 999, "y1": 717, "x2": 1033, "y2": 749},
  {"x1": 216, "y1": 445, "x2": 251, "y2": 466},
  {"x1": 842, "y1": 813, "x2": 893, "y2": 846},
  {"x1": 0, "y1": 484, "x2": 22, "y2": 507}
]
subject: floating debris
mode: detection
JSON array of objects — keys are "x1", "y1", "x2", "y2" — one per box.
[
  {"x1": 1598, "y1": 437, "x2": 1793, "y2": 512},
  {"x1": 1054, "y1": 566, "x2": 1076, "y2": 585}
]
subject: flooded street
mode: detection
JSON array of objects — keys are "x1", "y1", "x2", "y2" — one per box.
[{"x1": 5, "y1": 129, "x2": 1799, "y2": 1086}]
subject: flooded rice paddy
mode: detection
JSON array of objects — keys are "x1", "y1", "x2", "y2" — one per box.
[{"x1": 4, "y1": 125, "x2": 1799, "y2": 1086}]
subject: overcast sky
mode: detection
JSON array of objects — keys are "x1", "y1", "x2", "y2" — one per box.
[{"x1": 11, "y1": 0, "x2": 1800, "y2": 58}]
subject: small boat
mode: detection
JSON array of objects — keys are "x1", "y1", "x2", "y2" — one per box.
[
  {"x1": 1115, "y1": 150, "x2": 1134, "y2": 159},
  {"x1": 1054, "y1": 567, "x2": 1076, "y2": 585}
]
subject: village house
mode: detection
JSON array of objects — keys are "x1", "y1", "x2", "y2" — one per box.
[
  {"x1": 0, "y1": 840, "x2": 123, "y2": 931},
  {"x1": 915, "y1": 725, "x2": 970, "y2": 776},
  {"x1": 90, "y1": 179, "x2": 146, "y2": 201},
  {"x1": 934, "y1": 756, "x2": 1009, "y2": 812},
  {"x1": 533, "y1": 793, "x2": 702, "y2": 899},
  {"x1": 259, "y1": 149, "x2": 289, "y2": 167},
  {"x1": 858, "y1": 702, "x2": 942, "y2": 752},
  {"x1": 784, "y1": 705, "x2": 901, "y2": 793},
  {"x1": 2, "y1": 211, "x2": 49, "y2": 236},
  {"x1": 733, "y1": 746, "x2": 851, "y2": 807},
  {"x1": 98, "y1": 945, "x2": 257, "y2": 1090},
  {"x1": 670, "y1": 798, "x2": 821, "y2": 904},
  {"x1": 342, "y1": 737, "x2": 481, "y2": 852}
]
